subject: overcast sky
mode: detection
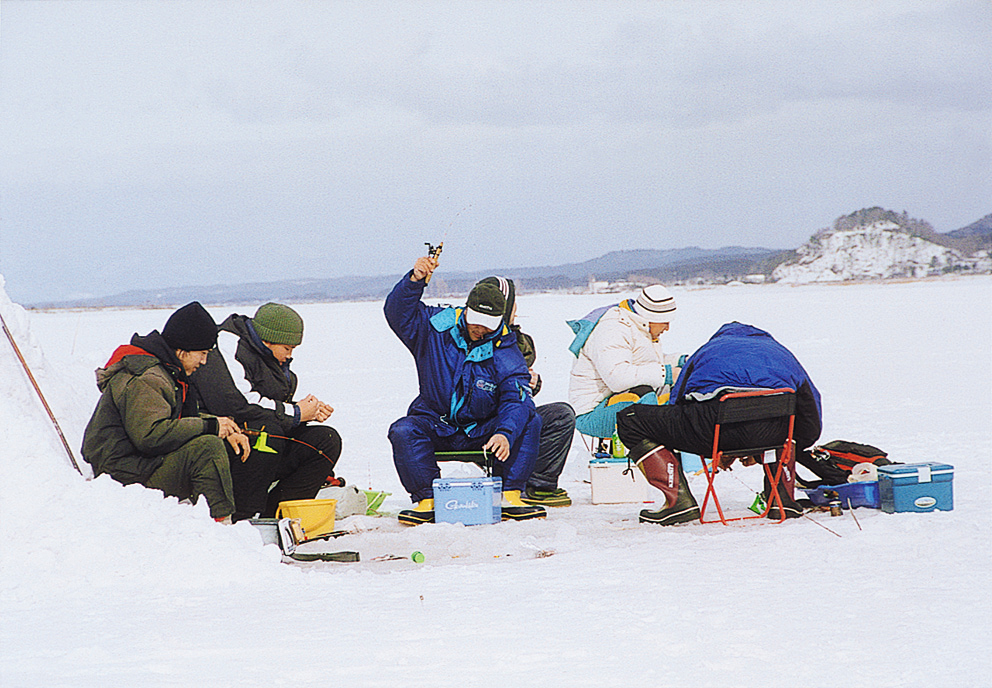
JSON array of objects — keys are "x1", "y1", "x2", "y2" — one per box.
[{"x1": 1, "y1": 0, "x2": 989, "y2": 304}]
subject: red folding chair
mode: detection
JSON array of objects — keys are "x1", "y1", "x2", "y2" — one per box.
[{"x1": 698, "y1": 388, "x2": 796, "y2": 525}]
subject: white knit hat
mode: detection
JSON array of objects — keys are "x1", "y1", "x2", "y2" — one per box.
[{"x1": 632, "y1": 284, "x2": 676, "y2": 323}]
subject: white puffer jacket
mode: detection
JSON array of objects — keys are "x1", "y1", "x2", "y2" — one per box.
[{"x1": 568, "y1": 306, "x2": 683, "y2": 416}]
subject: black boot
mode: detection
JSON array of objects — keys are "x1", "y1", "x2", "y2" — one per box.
[
  {"x1": 635, "y1": 444, "x2": 700, "y2": 526},
  {"x1": 764, "y1": 459, "x2": 802, "y2": 520}
]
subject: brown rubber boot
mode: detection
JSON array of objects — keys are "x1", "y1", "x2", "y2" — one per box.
[{"x1": 629, "y1": 442, "x2": 700, "y2": 526}]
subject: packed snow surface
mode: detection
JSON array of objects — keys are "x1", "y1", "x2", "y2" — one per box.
[{"x1": 1, "y1": 276, "x2": 990, "y2": 687}]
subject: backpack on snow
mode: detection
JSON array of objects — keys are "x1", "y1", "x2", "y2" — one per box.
[{"x1": 810, "y1": 440, "x2": 896, "y2": 474}]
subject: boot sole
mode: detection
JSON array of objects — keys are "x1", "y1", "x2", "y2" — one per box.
[
  {"x1": 519, "y1": 497, "x2": 572, "y2": 507},
  {"x1": 501, "y1": 508, "x2": 547, "y2": 521},
  {"x1": 639, "y1": 505, "x2": 700, "y2": 526},
  {"x1": 398, "y1": 511, "x2": 434, "y2": 526},
  {"x1": 766, "y1": 506, "x2": 803, "y2": 520}
]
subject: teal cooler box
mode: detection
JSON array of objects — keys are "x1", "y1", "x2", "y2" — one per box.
[
  {"x1": 878, "y1": 463, "x2": 953, "y2": 513},
  {"x1": 433, "y1": 477, "x2": 502, "y2": 525}
]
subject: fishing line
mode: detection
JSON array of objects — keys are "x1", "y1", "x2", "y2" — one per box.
[{"x1": 241, "y1": 427, "x2": 339, "y2": 470}]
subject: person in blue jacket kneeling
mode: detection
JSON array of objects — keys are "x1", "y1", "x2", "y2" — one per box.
[
  {"x1": 384, "y1": 252, "x2": 546, "y2": 525},
  {"x1": 617, "y1": 322, "x2": 825, "y2": 526}
]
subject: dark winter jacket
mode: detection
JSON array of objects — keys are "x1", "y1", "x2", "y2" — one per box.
[
  {"x1": 510, "y1": 325, "x2": 542, "y2": 396},
  {"x1": 190, "y1": 314, "x2": 300, "y2": 435},
  {"x1": 384, "y1": 271, "x2": 536, "y2": 444},
  {"x1": 81, "y1": 331, "x2": 220, "y2": 484},
  {"x1": 670, "y1": 322, "x2": 822, "y2": 449}
]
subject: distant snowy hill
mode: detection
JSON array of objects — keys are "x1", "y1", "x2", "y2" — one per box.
[
  {"x1": 946, "y1": 213, "x2": 992, "y2": 241},
  {"x1": 772, "y1": 208, "x2": 992, "y2": 283}
]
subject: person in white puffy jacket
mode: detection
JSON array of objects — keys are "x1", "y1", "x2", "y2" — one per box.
[{"x1": 568, "y1": 284, "x2": 686, "y2": 440}]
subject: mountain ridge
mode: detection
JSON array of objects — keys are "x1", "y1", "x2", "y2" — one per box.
[{"x1": 28, "y1": 209, "x2": 991, "y2": 308}]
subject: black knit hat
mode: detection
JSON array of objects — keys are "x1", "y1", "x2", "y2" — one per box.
[
  {"x1": 478, "y1": 276, "x2": 516, "y2": 323},
  {"x1": 465, "y1": 281, "x2": 506, "y2": 330},
  {"x1": 162, "y1": 302, "x2": 218, "y2": 351}
]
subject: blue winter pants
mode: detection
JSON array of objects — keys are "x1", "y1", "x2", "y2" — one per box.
[{"x1": 388, "y1": 413, "x2": 542, "y2": 503}]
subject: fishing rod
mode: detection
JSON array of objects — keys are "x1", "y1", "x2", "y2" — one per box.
[
  {"x1": 424, "y1": 241, "x2": 443, "y2": 285},
  {"x1": 1, "y1": 311, "x2": 83, "y2": 475},
  {"x1": 422, "y1": 204, "x2": 470, "y2": 286},
  {"x1": 240, "y1": 427, "x2": 343, "y2": 482}
]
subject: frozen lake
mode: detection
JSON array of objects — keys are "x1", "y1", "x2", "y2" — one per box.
[{"x1": 2, "y1": 275, "x2": 990, "y2": 687}]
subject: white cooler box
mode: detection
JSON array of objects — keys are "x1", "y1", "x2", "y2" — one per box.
[
  {"x1": 433, "y1": 477, "x2": 502, "y2": 525},
  {"x1": 589, "y1": 456, "x2": 650, "y2": 504}
]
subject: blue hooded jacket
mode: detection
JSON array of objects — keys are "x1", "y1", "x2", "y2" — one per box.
[
  {"x1": 671, "y1": 322, "x2": 822, "y2": 422},
  {"x1": 384, "y1": 271, "x2": 536, "y2": 444}
]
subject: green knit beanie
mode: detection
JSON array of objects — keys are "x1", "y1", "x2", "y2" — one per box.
[{"x1": 252, "y1": 303, "x2": 304, "y2": 346}]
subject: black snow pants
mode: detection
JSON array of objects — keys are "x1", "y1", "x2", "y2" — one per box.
[
  {"x1": 229, "y1": 424, "x2": 342, "y2": 521},
  {"x1": 616, "y1": 400, "x2": 846, "y2": 485}
]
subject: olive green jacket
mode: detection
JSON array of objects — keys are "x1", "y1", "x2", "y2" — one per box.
[{"x1": 81, "y1": 333, "x2": 219, "y2": 485}]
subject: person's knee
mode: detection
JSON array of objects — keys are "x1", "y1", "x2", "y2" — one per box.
[
  {"x1": 386, "y1": 417, "x2": 413, "y2": 445},
  {"x1": 539, "y1": 403, "x2": 576, "y2": 431},
  {"x1": 187, "y1": 434, "x2": 226, "y2": 456},
  {"x1": 184, "y1": 435, "x2": 228, "y2": 469},
  {"x1": 573, "y1": 411, "x2": 597, "y2": 437},
  {"x1": 575, "y1": 407, "x2": 616, "y2": 439},
  {"x1": 309, "y1": 425, "x2": 342, "y2": 460},
  {"x1": 616, "y1": 406, "x2": 644, "y2": 443},
  {"x1": 324, "y1": 426, "x2": 342, "y2": 448},
  {"x1": 388, "y1": 417, "x2": 418, "y2": 446}
]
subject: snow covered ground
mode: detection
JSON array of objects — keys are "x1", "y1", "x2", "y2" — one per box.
[{"x1": 1, "y1": 275, "x2": 990, "y2": 687}]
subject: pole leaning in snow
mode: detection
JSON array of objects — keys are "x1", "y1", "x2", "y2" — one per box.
[{"x1": 1, "y1": 311, "x2": 83, "y2": 475}]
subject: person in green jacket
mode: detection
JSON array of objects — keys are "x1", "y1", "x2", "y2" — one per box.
[{"x1": 81, "y1": 302, "x2": 250, "y2": 521}]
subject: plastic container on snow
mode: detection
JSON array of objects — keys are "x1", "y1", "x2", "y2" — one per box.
[
  {"x1": 433, "y1": 477, "x2": 502, "y2": 525},
  {"x1": 274, "y1": 499, "x2": 337, "y2": 538},
  {"x1": 248, "y1": 518, "x2": 281, "y2": 546},
  {"x1": 877, "y1": 462, "x2": 954, "y2": 513},
  {"x1": 589, "y1": 456, "x2": 650, "y2": 504},
  {"x1": 801, "y1": 481, "x2": 880, "y2": 509}
]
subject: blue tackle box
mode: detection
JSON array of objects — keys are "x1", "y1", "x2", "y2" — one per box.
[
  {"x1": 433, "y1": 477, "x2": 502, "y2": 525},
  {"x1": 801, "y1": 481, "x2": 880, "y2": 509},
  {"x1": 877, "y1": 462, "x2": 954, "y2": 513}
]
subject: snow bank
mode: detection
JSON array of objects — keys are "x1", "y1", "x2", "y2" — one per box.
[{"x1": 0, "y1": 277, "x2": 288, "y2": 604}]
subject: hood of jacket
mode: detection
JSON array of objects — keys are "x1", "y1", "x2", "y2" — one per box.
[
  {"x1": 429, "y1": 306, "x2": 519, "y2": 361},
  {"x1": 220, "y1": 314, "x2": 293, "y2": 365},
  {"x1": 96, "y1": 331, "x2": 184, "y2": 389},
  {"x1": 218, "y1": 313, "x2": 297, "y2": 402},
  {"x1": 671, "y1": 321, "x2": 820, "y2": 412},
  {"x1": 95, "y1": 331, "x2": 198, "y2": 419}
]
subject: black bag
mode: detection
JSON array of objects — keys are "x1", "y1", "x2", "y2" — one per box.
[{"x1": 811, "y1": 440, "x2": 895, "y2": 473}]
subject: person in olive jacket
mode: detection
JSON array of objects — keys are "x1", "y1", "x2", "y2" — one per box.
[
  {"x1": 81, "y1": 302, "x2": 250, "y2": 521},
  {"x1": 189, "y1": 303, "x2": 341, "y2": 522}
]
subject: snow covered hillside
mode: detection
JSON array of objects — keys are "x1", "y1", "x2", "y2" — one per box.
[
  {"x1": 773, "y1": 217, "x2": 992, "y2": 284},
  {"x1": 2, "y1": 275, "x2": 991, "y2": 687}
]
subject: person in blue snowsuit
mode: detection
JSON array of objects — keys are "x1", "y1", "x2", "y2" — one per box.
[
  {"x1": 617, "y1": 322, "x2": 825, "y2": 525},
  {"x1": 384, "y1": 254, "x2": 545, "y2": 525}
]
